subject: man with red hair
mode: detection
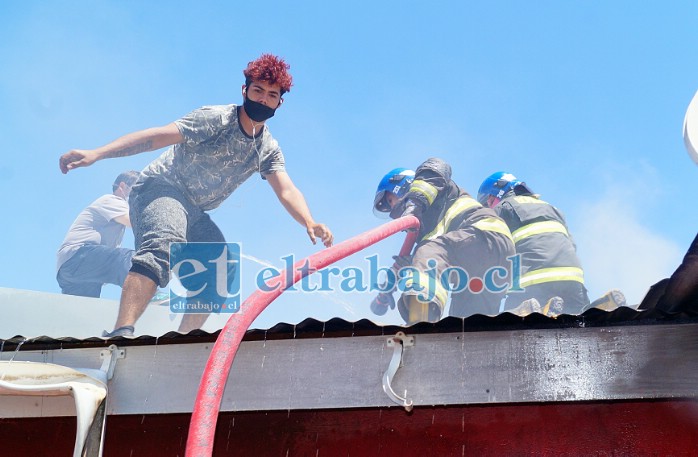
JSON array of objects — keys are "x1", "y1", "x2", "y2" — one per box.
[{"x1": 59, "y1": 54, "x2": 333, "y2": 337}]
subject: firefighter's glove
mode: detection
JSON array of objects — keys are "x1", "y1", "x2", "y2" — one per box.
[
  {"x1": 401, "y1": 200, "x2": 423, "y2": 219},
  {"x1": 370, "y1": 292, "x2": 396, "y2": 316},
  {"x1": 390, "y1": 200, "x2": 423, "y2": 227},
  {"x1": 392, "y1": 254, "x2": 413, "y2": 271}
]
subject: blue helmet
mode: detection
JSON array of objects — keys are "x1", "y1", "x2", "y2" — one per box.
[
  {"x1": 373, "y1": 168, "x2": 415, "y2": 218},
  {"x1": 477, "y1": 172, "x2": 528, "y2": 207}
]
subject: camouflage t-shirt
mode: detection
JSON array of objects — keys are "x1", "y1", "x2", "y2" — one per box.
[{"x1": 141, "y1": 104, "x2": 286, "y2": 210}]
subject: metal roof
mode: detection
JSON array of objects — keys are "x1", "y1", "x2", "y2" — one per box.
[
  {"x1": 3, "y1": 282, "x2": 698, "y2": 419},
  {"x1": 7, "y1": 279, "x2": 694, "y2": 345}
]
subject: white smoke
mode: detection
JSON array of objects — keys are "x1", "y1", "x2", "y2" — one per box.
[{"x1": 573, "y1": 176, "x2": 683, "y2": 306}]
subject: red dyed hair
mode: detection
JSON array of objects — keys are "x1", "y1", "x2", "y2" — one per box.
[{"x1": 243, "y1": 54, "x2": 293, "y2": 95}]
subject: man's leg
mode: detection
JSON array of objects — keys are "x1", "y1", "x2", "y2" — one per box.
[
  {"x1": 396, "y1": 240, "x2": 451, "y2": 324},
  {"x1": 447, "y1": 229, "x2": 514, "y2": 317},
  {"x1": 113, "y1": 271, "x2": 158, "y2": 329},
  {"x1": 57, "y1": 258, "x2": 102, "y2": 298},
  {"x1": 178, "y1": 309, "x2": 210, "y2": 333},
  {"x1": 107, "y1": 178, "x2": 191, "y2": 334},
  {"x1": 56, "y1": 245, "x2": 117, "y2": 298},
  {"x1": 177, "y1": 213, "x2": 229, "y2": 333},
  {"x1": 58, "y1": 272, "x2": 103, "y2": 298}
]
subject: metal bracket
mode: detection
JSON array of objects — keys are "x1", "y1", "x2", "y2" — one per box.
[
  {"x1": 99, "y1": 345, "x2": 125, "y2": 381},
  {"x1": 382, "y1": 331, "x2": 415, "y2": 411}
]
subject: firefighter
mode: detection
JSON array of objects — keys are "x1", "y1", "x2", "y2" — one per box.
[
  {"x1": 373, "y1": 158, "x2": 516, "y2": 324},
  {"x1": 477, "y1": 172, "x2": 590, "y2": 315}
]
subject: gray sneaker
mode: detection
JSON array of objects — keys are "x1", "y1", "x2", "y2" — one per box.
[{"x1": 102, "y1": 325, "x2": 135, "y2": 338}]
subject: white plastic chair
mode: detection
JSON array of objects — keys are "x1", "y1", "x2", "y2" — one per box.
[{"x1": 0, "y1": 355, "x2": 114, "y2": 456}]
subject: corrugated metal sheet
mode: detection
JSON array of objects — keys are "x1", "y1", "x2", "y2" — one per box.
[{"x1": 0, "y1": 302, "x2": 690, "y2": 349}]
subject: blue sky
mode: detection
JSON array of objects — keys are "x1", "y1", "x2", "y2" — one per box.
[{"x1": 1, "y1": 1, "x2": 697, "y2": 328}]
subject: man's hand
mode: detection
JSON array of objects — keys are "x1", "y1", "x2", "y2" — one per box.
[
  {"x1": 59, "y1": 149, "x2": 99, "y2": 174},
  {"x1": 307, "y1": 223, "x2": 334, "y2": 247}
]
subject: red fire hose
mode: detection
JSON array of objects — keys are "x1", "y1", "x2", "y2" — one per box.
[{"x1": 185, "y1": 216, "x2": 420, "y2": 456}]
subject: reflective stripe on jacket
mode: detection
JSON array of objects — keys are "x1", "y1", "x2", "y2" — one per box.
[
  {"x1": 495, "y1": 194, "x2": 584, "y2": 286},
  {"x1": 520, "y1": 266, "x2": 585, "y2": 287}
]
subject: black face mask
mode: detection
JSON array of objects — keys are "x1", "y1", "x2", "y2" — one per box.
[{"x1": 243, "y1": 96, "x2": 276, "y2": 122}]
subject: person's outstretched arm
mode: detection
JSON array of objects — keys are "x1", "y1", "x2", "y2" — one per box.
[
  {"x1": 59, "y1": 123, "x2": 183, "y2": 174},
  {"x1": 266, "y1": 171, "x2": 334, "y2": 247}
]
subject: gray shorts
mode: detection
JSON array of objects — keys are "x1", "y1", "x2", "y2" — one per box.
[
  {"x1": 128, "y1": 178, "x2": 226, "y2": 287},
  {"x1": 57, "y1": 244, "x2": 134, "y2": 297}
]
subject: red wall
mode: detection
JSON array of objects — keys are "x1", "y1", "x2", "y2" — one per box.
[{"x1": 2, "y1": 400, "x2": 698, "y2": 456}]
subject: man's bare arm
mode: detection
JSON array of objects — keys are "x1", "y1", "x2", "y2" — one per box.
[
  {"x1": 113, "y1": 214, "x2": 131, "y2": 228},
  {"x1": 59, "y1": 123, "x2": 183, "y2": 174},
  {"x1": 266, "y1": 171, "x2": 334, "y2": 247}
]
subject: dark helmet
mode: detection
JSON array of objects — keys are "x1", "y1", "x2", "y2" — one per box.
[{"x1": 373, "y1": 168, "x2": 415, "y2": 218}]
